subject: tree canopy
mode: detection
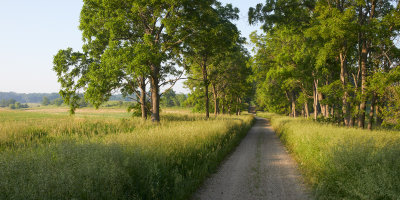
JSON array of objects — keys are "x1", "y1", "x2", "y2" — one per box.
[
  {"x1": 53, "y1": 0, "x2": 252, "y2": 121},
  {"x1": 249, "y1": 0, "x2": 400, "y2": 129}
]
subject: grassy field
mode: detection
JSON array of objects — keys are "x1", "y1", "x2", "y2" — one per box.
[
  {"x1": 258, "y1": 112, "x2": 400, "y2": 200},
  {"x1": 0, "y1": 107, "x2": 254, "y2": 200}
]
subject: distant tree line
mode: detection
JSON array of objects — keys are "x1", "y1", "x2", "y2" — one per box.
[
  {"x1": 0, "y1": 92, "x2": 134, "y2": 104},
  {"x1": 0, "y1": 99, "x2": 29, "y2": 109},
  {"x1": 248, "y1": 0, "x2": 400, "y2": 129},
  {"x1": 40, "y1": 96, "x2": 64, "y2": 106},
  {"x1": 0, "y1": 92, "x2": 60, "y2": 103}
]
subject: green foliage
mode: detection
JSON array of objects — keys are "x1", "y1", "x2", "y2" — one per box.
[
  {"x1": 184, "y1": 88, "x2": 207, "y2": 113},
  {"x1": 53, "y1": 0, "x2": 224, "y2": 121},
  {"x1": 0, "y1": 109, "x2": 254, "y2": 199},
  {"x1": 259, "y1": 112, "x2": 400, "y2": 199},
  {"x1": 41, "y1": 96, "x2": 50, "y2": 106},
  {"x1": 51, "y1": 98, "x2": 64, "y2": 106},
  {"x1": 127, "y1": 101, "x2": 151, "y2": 118},
  {"x1": 249, "y1": 0, "x2": 400, "y2": 127},
  {"x1": 0, "y1": 92, "x2": 60, "y2": 103},
  {"x1": 0, "y1": 99, "x2": 28, "y2": 110},
  {"x1": 160, "y1": 89, "x2": 187, "y2": 108},
  {"x1": 8, "y1": 104, "x2": 15, "y2": 109},
  {"x1": 0, "y1": 99, "x2": 16, "y2": 107},
  {"x1": 182, "y1": 2, "x2": 252, "y2": 116}
]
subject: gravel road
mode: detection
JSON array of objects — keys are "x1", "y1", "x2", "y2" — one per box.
[{"x1": 192, "y1": 117, "x2": 311, "y2": 200}]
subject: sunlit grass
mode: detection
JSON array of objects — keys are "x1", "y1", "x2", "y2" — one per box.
[
  {"x1": 0, "y1": 108, "x2": 253, "y2": 199},
  {"x1": 258, "y1": 112, "x2": 400, "y2": 199}
]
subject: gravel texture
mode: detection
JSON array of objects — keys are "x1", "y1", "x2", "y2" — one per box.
[{"x1": 192, "y1": 117, "x2": 311, "y2": 200}]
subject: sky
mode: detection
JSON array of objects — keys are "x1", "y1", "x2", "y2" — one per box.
[{"x1": 0, "y1": 0, "x2": 264, "y2": 94}]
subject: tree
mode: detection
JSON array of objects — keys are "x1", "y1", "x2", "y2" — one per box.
[
  {"x1": 0, "y1": 99, "x2": 7, "y2": 107},
  {"x1": 52, "y1": 98, "x2": 64, "y2": 106},
  {"x1": 248, "y1": 0, "x2": 400, "y2": 129},
  {"x1": 183, "y1": 2, "x2": 240, "y2": 118},
  {"x1": 54, "y1": 0, "x2": 217, "y2": 122},
  {"x1": 41, "y1": 97, "x2": 50, "y2": 106},
  {"x1": 161, "y1": 89, "x2": 176, "y2": 107},
  {"x1": 9, "y1": 104, "x2": 16, "y2": 110}
]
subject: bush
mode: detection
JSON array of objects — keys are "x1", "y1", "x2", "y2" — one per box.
[{"x1": 9, "y1": 104, "x2": 16, "y2": 109}]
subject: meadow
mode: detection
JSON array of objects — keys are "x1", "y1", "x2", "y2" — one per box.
[
  {"x1": 0, "y1": 107, "x2": 254, "y2": 200},
  {"x1": 258, "y1": 113, "x2": 400, "y2": 200}
]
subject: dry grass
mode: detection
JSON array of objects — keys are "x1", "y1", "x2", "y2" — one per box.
[
  {"x1": 258, "y1": 112, "x2": 400, "y2": 199},
  {"x1": 0, "y1": 108, "x2": 254, "y2": 200}
]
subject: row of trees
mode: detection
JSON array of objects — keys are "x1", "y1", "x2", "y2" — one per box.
[
  {"x1": 41, "y1": 97, "x2": 64, "y2": 106},
  {"x1": 0, "y1": 99, "x2": 29, "y2": 109},
  {"x1": 182, "y1": 2, "x2": 253, "y2": 117},
  {"x1": 0, "y1": 92, "x2": 60, "y2": 104},
  {"x1": 249, "y1": 0, "x2": 400, "y2": 129},
  {"x1": 54, "y1": 0, "x2": 251, "y2": 121},
  {"x1": 184, "y1": 42, "x2": 253, "y2": 116}
]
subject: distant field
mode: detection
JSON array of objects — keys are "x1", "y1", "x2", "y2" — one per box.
[
  {"x1": 0, "y1": 108, "x2": 254, "y2": 200},
  {"x1": 258, "y1": 113, "x2": 400, "y2": 199}
]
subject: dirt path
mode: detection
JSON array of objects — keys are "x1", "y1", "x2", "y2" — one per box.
[{"x1": 193, "y1": 117, "x2": 311, "y2": 200}]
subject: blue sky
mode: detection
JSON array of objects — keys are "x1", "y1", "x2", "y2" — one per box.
[{"x1": 0, "y1": 0, "x2": 264, "y2": 94}]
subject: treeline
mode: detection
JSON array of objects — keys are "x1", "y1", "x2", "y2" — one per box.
[
  {"x1": 249, "y1": 0, "x2": 400, "y2": 129},
  {"x1": 53, "y1": 0, "x2": 251, "y2": 121},
  {"x1": 184, "y1": 43, "x2": 253, "y2": 116},
  {"x1": 0, "y1": 92, "x2": 134, "y2": 104},
  {"x1": 0, "y1": 92, "x2": 60, "y2": 103},
  {"x1": 0, "y1": 99, "x2": 29, "y2": 109}
]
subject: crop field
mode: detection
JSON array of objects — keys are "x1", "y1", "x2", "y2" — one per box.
[
  {"x1": 258, "y1": 112, "x2": 400, "y2": 199},
  {"x1": 0, "y1": 108, "x2": 254, "y2": 200}
]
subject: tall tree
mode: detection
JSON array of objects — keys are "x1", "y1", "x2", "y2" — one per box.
[
  {"x1": 54, "y1": 0, "x2": 213, "y2": 121},
  {"x1": 249, "y1": 0, "x2": 400, "y2": 129},
  {"x1": 183, "y1": 2, "x2": 240, "y2": 118}
]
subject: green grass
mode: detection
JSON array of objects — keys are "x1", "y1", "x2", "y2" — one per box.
[
  {"x1": 257, "y1": 112, "x2": 400, "y2": 200},
  {"x1": 0, "y1": 108, "x2": 254, "y2": 200}
]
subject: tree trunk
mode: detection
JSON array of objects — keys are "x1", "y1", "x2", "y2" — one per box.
[
  {"x1": 235, "y1": 97, "x2": 239, "y2": 115},
  {"x1": 324, "y1": 80, "x2": 330, "y2": 118},
  {"x1": 313, "y1": 79, "x2": 318, "y2": 120},
  {"x1": 358, "y1": 40, "x2": 367, "y2": 129},
  {"x1": 150, "y1": 64, "x2": 160, "y2": 122},
  {"x1": 238, "y1": 98, "x2": 242, "y2": 115},
  {"x1": 305, "y1": 98, "x2": 310, "y2": 118},
  {"x1": 350, "y1": 117, "x2": 355, "y2": 127},
  {"x1": 325, "y1": 105, "x2": 329, "y2": 118},
  {"x1": 139, "y1": 76, "x2": 147, "y2": 120},
  {"x1": 318, "y1": 92, "x2": 326, "y2": 117},
  {"x1": 202, "y1": 57, "x2": 209, "y2": 118},
  {"x1": 376, "y1": 105, "x2": 383, "y2": 126},
  {"x1": 368, "y1": 93, "x2": 376, "y2": 130},
  {"x1": 291, "y1": 91, "x2": 296, "y2": 118},
  {"x1": 359, "y1": 0, "x2": 376, "y2": 128},
  {"x1": 340, "y1": 51, "x2": 350, "y2": 126},
  {"x1": 212, "y1": 83, "x2": 219, "y2": 116}
]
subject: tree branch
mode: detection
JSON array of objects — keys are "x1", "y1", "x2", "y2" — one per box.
[{"x1": 159, "y1": 72, "x2": 185, "y2": 97}]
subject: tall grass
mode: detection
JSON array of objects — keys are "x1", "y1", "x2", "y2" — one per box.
[
  {"x1": 258, "y1": 113, "x2": 400, "y2": 199},
  {"x1": 0, "y1": 109, "x2": 254, "y2": 199}
]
